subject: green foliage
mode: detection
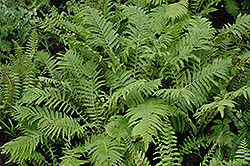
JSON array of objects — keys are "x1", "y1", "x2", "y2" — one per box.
[
  {"x1": 1, "y1": 0, "x2": 250, "y2": 165},
  {"x1": 0, "y1": 0, "x2": 49, "y2": 59}
]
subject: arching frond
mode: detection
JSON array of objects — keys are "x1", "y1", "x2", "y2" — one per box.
[
  {"x1": 1, "y1": 130, "x2": 45, "y2": 164},
  {"x1": 12, "y1": 105, "x2": 85, "y2": 140},
  {"x1": 75, "y1": 6, "x2": 119, "y2": 61},
  {"x1": 154, "y1": 119, "x2": 181, "y2": 166},
  {"x1": 85, "y1": 134, "x2": 125, "y2": 166},
  {"x1": 224, "y1": 0, "x2": 239, "y2": 17},
  {"x1": 25, "y1": 30, "x2": 38, "y2": 59},
  {"x1": 125, "y1": 98, "x2": 166, "y2": 150},
  {"x1": 164, "y1": 0, "x2": 188, "y2": 21},
  {"x1": 60, "y1": 146, "x2": 88, "y2": 166},
  {"x1": 223, "y1": 13, "x2": 250, "y2": 39}
]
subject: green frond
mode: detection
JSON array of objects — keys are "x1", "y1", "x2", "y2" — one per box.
[
  {"x1": 13, "y1": 105, "x2": 85, "y2": 140},
  {"x1": 154, "y1": 119, "x2": 181, "y2": 166},
  {"x1": 34, "y1": 51, "x2": 58, "y2": 78},
  {"x1": 1, "y1": 130, "x2": 44, "y2": 164},
  {"x1": 106, "y1": 70, "x2": 135, "y2": 91},
  {"x1": 156, "y1": 58, "x2": 231, "y2": 115},
  {"x1": 58, "y1": 50, "x2": 85, "y2": 83},
  {"x1": 36, "y1": 6, "x2": 77, "y2": 39},
  {"x1": 12, "y1": 40, "x2": 24, "y2": 58},
  {"x1": 111, "y1": 78, "x2": 160, "y2": 109},
  {"x1": 170, "y1": 16, "x2": 215, "y2": 68},
  {"x1": 0, "y1": 68, "x2": 21, "y2": 106},
  {"x1": 224, "y1": 0, "x2": 239, "y2": 17},
  {"x1": 180, "y1": 133, "x2": 209, "y2": 155},
  {"x1": 234, "y1": 138, "x2": 250, "y2": 163},
  {"x1": 60, "y1": 146, "x2": 88, "y2": 166},
  {"x1": 164, "y1": 0, "x2": 188, "y2": 21},
  {"x1": 25, "y1": 29, "x2": 38, "y2": 59},
  {"x1": 121, "y1": 5, "x2": 155, "y2": 76},
  {"x1": 149, "y1": 4, "x2": 168, "y2": 34},
  {"x1": 125, "y1": 98, "x2": 166, "y2": 150},
  {"x1": 105, "y1": 115, "x2": 130, "y2": 140},
  {"x1": 126, "y1": 0, "x2": 148, "y2": 8},
  {"x1": 189, "y1": 0, "x2": 219, "y2": 16},
  {"x1": 85, "y1": 134, "x2": 125, "y2": 166},
  {"x1": 121, "y1": 131, "x2": 151, "y2": 165},
  {"x1": 194, "y1": 97, "x2": 236, "y2": 131},
  {"x1": 223, "y1": 13, "x2": 250, "y2": 39},
  {"x1": 201, "y1": 143, "x2": 217, "y2": 166},
  {"x1": 134, "y1": 151, "x2": 151, "y2": 166},
  {"x1": 75, "y1": 6, "x2": 119, "y2": 61},
  {"x1": 96, "y1": 0, "x2": 114, "y2": 19},
  {"x1": 146, "y1": 0, "x2": 167, "y2": 5}
]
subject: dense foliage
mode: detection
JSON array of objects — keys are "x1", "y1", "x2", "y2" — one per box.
[{"x1": 1, "y1": 0, "x2": 250, "y2": 165}]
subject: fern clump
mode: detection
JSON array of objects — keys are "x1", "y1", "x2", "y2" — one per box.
[{"x1": 1, "y1": 0, "x2": 250, "y2": 165}]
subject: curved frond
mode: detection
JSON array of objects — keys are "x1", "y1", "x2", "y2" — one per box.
[
  {"x1": 164, "y1": 0, "x2": 188, "y2": 21},
  {"x1": 1, "y1": 130, "x2": 45, "y2": 164},
  {"x1": 85, "y1": 134, "x2": 125, "y2": 166},
  {"x1": 75, "y1": 6, "x2": 119, "y2": 61},
  {"x1": 13, "y1": 105, "x2": 85, "y2": 140},
  {"x1": 154, "y1": 119, "x2": 181, "y2": 166},
  {"x1": 223, "y1": 13, "x2": 250, "y2": 39},
  {"x1": 125, "y1": 98, "x2": 166, "y2": 150}
]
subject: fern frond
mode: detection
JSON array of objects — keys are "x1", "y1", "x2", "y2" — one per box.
[
  {"x1": 164, "y1": 0, "x2": 188, "y2": 21},
  {"x1": 146, "y1": 0, "x2": 167, "y2": 5},
  {"x1": 58, "y1": 51, "x2": 107, "y2": 126},
  {"x1": 1, "y1": 130, "x2": 44, "y2": 164},
  {"x1": 189, "y1": 0, "x2": 219, "y2": 16},
  {"x1": 60, "y1": 146, "x2": 88, "y2": 166},
  {"x1": 85, "y1": 134, "x2": 125, "y2": 166},
  {"x1": 121, "y1": 5, "x2": 155, "y2": 77},
  {"x1": 169, "y1": 16, "x2": 215, "y2": 69},
  {"x1": 126, "y1": 0, "x2": 148, "y2": 8},
  {"x1": 96, "y1": 0, "x2": 114, "y2": 19},
  {"x1": 180, "y1": 133, "x2": 209, "y2": 155},
  {"x1": 234, "y1": 138, "x2": 250, "y2": 163},
  {"x1": 154, "y1": 119, "x2": 181, "y2": 166},
  {"x1": 111, "y1": 78, "x2": 161, "y2": 109},
  {"x1": 223, "y1": 13, "x2": 250, "y2": 39},
  {"x1": 13, "y1": 105, "x2": 85, "y2": 140},
  {"x1": 125, "y1": 98, "x2": 166, "y2": 150},
  {"x1": 134, "y1": 151, "x2": 151, "y2": 166},
  {"x1": 122, "y1": 131, "x2": 151, "y2": 165},
  {"x1": 25, "y1": 29, "x2": 38, "y2": 59},
  {"x1": 194, "y1": 97, "x2": 235, "y2": 131},
  {"x1": 105, "y1": 115, "x2": 130, "y2": 140},
  {"x1": 225, "y1": 0, "x2": 239, "y2": 17},
  {"x1": 75, "y1": 6, "x2": 119, "y2": 61},
  {"x1": 201, "y1": 143, "x2": 217, "y2": 166}
]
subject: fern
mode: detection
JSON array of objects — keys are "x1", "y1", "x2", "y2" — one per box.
[
  {"x1": 180, "y1": 133, "x2": 209, "y2": 155},
  {"x1": 224, "y1": 0, "x2": 239, "y2": 17},
  {"x1": 12, "y1": 105, "x2": 85, "y2": 140},
  {"x1": 60, "y1": 146, "x2": 88, "y2": 166},
  {"x1": 122, "y1": 5, "x2": 155, "y2": 77},
  {"x1": 223, "y1": 13, "x2": 250, "y2": 40},
  {"x1": 1, "y1": 129, "x2": 45, "y2": 164},
  {"x1": 84, "y1": 134, "x2": 125, "y2": 166},
  {"x1": 125, "y1": 98, "x2": 167, "y2": 150},
  {"x1": 74, "y1": 6, "x2": 119, "y2": 62},
  {"x1": 154, "y1": 119, "x2": 181, "y2": 166},
  {"x1": 164, "y1": 0, "x2": 188, "y2": 21},
  {"x1": 25, "y1": 29, "x2": 38, "y2": 59}
]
